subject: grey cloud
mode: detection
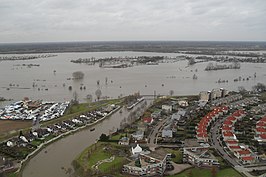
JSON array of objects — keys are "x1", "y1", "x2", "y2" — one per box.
[{"x1": 0, "y1": 0, "x2": 265, "y2": 42}]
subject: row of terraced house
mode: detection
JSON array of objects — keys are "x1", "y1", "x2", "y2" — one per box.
[
  {"x1": 196, "y1": 106, "x2": 229, "y2": 142},
  {"x1": 254, "y1": 115, "x2": 266, "y2": 143},
  {"x1": 221, "y1": 110, "x2": 257, "y2": 165}
]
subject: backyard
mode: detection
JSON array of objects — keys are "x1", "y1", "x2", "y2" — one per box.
[{"x1": 73, "y1": 142, "x2": 129, "y2": 176}]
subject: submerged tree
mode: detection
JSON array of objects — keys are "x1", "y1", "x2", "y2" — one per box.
[
  {"x1": 169, "y1": 90, "x2": 174, "y2": 96},
  {"x1": 72, "y1": 71, "x2": 84, "y2": 80},
  {"x1": 253, "y1": 83, "x2": 266, "y2": 93},
  {"x1": 95, "y1": 89, "x2": 102, "y2": 101},
  {"x1": 73, "y1": 91, "x2": 79, "y2": 104}
]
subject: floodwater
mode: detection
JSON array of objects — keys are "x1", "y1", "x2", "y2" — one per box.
[
  {"x1": 0, "y1": 51, "x2": 265, "y2": 104},
  {"x1": 0, "y1": 51, "x2": 265, "y2": 177},
  {"x1": 22, "y1": 99, "x2": 151, "y2": 177}
]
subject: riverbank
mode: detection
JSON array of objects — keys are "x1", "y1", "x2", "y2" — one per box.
[{"x1": 14, "y1": 105, "x2": 121, "y2": 177}]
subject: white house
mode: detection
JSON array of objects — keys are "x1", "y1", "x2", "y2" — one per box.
[
  {"x1": 131, "y1": 144, "x2": 143, "y2": 155},
  {"x1": 162, "y1": 104, "x2": 172, "y2": 112}
]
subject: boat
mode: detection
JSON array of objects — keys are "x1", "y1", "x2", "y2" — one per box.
[{"x1": 90, "y1": 128, "x2": 95, "y2": 131}]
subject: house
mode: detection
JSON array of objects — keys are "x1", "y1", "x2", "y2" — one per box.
[
  {"x1": 256, "y1": 121, "x2": 266, "y2": 128},
  {"x1": 241, "y1": 156, "x2": 255, "y2": 165},
  {"x1": 256, "y1": 127, "x2": 266, "y2": 135},
  {"x1": 199, "y1": 91, "x2": 210, "y2": 102},
  {"x1": 211, "y1": 88, "x2": 222, "y2": 100},
  {"x1": 235, "y1": 149, "x2": 251, "y2": 159},
  {"x1": 171, "y1": 113, "x2": 181, "y2": 121},
  {"x1": 226, "y1": 116, "x2": 237, "y2": 123},
  {"x1": 131, "y1": 130, "x2": 144, "y2": 141},
  {"x1": 143, "y1": 117, "x2": 153, "y2": 125},
  {"x1": 183, "y1": 146, "x2": 219, "y2": 167},
  {"x1": 151, "y1": 109, "x2": 161, "y2": 119},
  {"x1": 255, "y1": 117, "x2": 266, "y2": 142},
  {"x1": 118, "y1": 137, "x2": 130, "y2": 146},
  {"x1": 221, "y1": 106, "x2": 229, "y2": 114},
  {"x1": 196, "y1": 133, "x2": 208, "y2": 142},
  {"x1": 162, "y1": 126, "x2": 173, "y2": 138},
  {"x1": 256, "y1": 134, "x2": 266, "y2": 143},
  {"x1": 162, "y1": 104, "x2": 172, "y2": 113},
  {"x1": 123, "y1": 149, "x2": 171, "y2": 176},
  {"x1": 225, "y1": 140, "x2": 238, "y2": 146},
  {"x1": 228, "y1": 146, "x2": 242, "y2": 152},
  {"x1": 222, "y1": 131, "x2": 236, "y2": 141},
  {"x1": 178, "y1": 100, "x2": 188, "y2": 107},
  {"x1": 222, "y1": 126, "x2": 233, "y2": 133},
  {"x1": 223, "y1": 120, "x2": 233, "y2": 126},
  {"x1": 35, "y1": 128, "x2": 50, "y2": 138},
  {"x1": 131, "y1": 144, "x2": 143, "y2": 155}
]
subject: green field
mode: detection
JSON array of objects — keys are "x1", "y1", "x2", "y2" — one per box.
[
  {"x1": 168, "y1": 167, "x2": 242, "y2": 177},
  {"x1": 165, "y1": 148, "x2": 183, "y2": 164},
  {"x1": 74, "y1": 142, "x2": 128, "y2": 176}
]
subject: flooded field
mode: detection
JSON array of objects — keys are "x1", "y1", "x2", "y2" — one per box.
[{"x1": 0, "y1": 51, "x2": 265, "y2": 104}]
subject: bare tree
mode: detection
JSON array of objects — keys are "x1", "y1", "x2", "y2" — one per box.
[
  {"x1": 95, "y1": 89, "x2": 102, "y2": 101},
  {"x1": 169, "y1": 90, "x2": 174, "y2": 96},
  {"x1": 253, "y1": 83, "x2": 266, "y2": 93},
  {"x1": 86, "y1": 94, "x2": 93, "y2": 103},
  {"x1": 238, "y1": 86, "x2": 247, "y2": 94},
  {"x1": 73, "y1": 91, "x2": 79, "y2": 104},
  {"x1": 105, "y1": 77, "x2": 108, "y2": 85}
]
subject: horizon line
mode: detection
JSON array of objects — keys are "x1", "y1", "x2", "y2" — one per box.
[{"x1": 1, "y1": 39, "x2": 266, "y2": 45}]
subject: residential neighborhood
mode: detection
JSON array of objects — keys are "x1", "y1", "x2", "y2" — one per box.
[{"x1": 1, "y1": 88, "x2": 266, "y2": 177}]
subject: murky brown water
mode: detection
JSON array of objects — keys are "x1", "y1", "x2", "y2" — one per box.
[
  {"x1": 22, "y1": 100, "x2": 152, "y2": 177},
  {"x1": 0, "y1": 51, "x2": 265, "y2": 176},
  {"x1": 0, "y1": 52, "x2": 265, "y2": 104}
]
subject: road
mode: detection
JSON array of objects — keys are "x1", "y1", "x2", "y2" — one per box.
[
  {"x1": 210, "y1": 116, "x2": 266, "y2": 177},
  {"x1": 210, "y1": 117, "x2": 239, "y2": 167},
  {"x1": 147, "y1": 117, "x2": 169, "y2": 151}
]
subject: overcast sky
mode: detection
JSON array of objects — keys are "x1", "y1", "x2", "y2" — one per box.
[{"x1": 0, "y1": 0, "x2": 266, "y2": 43}]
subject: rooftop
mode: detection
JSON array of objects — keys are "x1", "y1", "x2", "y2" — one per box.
[
  {"x1": 238, "y1": 149, "x2": 251, "y2": 155},
  {"x1": 145, "y1": 148, "x2": 169, "y2": 161},
  {"x1": 184, "y1": 139, "x2": 201, "y2": 147},
  {"x1": 223, "y1": 131, "x2": 234, "y2": 137},
  {"x1": 242, "y1": 156, "x2": 255, "y2": 161}
]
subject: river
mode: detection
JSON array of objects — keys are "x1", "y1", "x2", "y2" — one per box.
[
  {"x1": 22, "y1": 99, "x2": 152, "y2": 177},
  {"x1": 0, "y1": 51, "x2": 265, "y2": 104}
]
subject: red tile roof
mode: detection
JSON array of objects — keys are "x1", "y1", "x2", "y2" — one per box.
[
  {"x1": 242, "y1": 156, "x2": 255, "y2": 161},
  {"x1": 233, "y1": 112, "x2": 241, "y2": 117},
  {"x1": 237, "y1": 149, "x2": 251, "y2": 155},
  {"x1": 229, "y1": 146, "x2": 241, "y2": 149},
  {"x1": 226, "y1": 140, "x2": 238, "y2": 144},
  {"x1": 259, "y1": 134, "x2": 266, "y2": 139},
  {"x1": 256, "y1": 127, "x2": 266, "y2": 133},
  {"x1": 197, "y1": 128, "x2": 207, "y2": 133},
  {"x1": 222, "y1": 106, "x2": 228, "y2": 110},
  {"x1": 261, "y1": 117, "x2": 266, "y2": 122},
  {"x1": 227, "y1": 116, "x2": 236, "y2": 122},
  {"x1": 143, "y1": 117, "x2": 153, "y2": 123},
  {"x1": 223, "y1": 131, "x2": 234, "y2": 137},
  {"x1": 257, "y1": 121, "x2": 266, "y2": 127},
  {"x1": 223, "y1": 120, "x2": 233, "y2": 125},
  {"x1": 197, "y1": 133, "x2": 208, "y2": 138},
  {"x1": 222, "y1": 126, "x2": 232, "y2": 131}
]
